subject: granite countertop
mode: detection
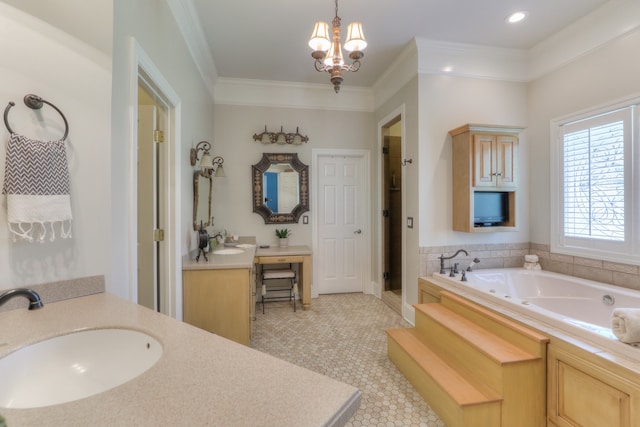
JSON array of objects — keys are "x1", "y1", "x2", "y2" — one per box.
[{"x1": 0, "y1": 293, "x2": 360, "y2": 426}]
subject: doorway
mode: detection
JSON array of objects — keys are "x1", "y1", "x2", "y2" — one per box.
[
  {"x1": 137, "y1": 82, "x2": 168, "y2": 313},
  {"x1": 381, "y1": 116, "x2": 403, "y2": 314},
  {"x1": 130, "y1": 40, "x2": 182, "y2": 320}
]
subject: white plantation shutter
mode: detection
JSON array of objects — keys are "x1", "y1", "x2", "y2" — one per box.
[
  {"x1": 555, "y1": 105, "x2": 636, "y2": 259},
  {"x1": 562, "y1": 116, "x2": 625, "y2": 240}
]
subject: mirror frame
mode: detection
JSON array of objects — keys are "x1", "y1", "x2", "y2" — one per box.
[
  {"x1": 193, "y1": 171, "x2": 212, "y2": 231},
  {"x1": 252, "y1": 153, "x2": 309, "y2": 224}
]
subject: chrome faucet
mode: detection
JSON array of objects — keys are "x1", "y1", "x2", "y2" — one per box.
[
  {"x1": 439, "y1": 249, "x2": 469, "y2": 274},
  {"x1": 0, "y1": 288, "x2": 43, "y2": 310}
]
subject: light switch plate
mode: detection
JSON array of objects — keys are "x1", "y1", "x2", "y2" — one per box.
[
  {"x1": 303, "y1": 215, "x2": 309, "y2": 224},
  {"x1": 407, "y1": 217, "x2": 413, "y2": 228}
]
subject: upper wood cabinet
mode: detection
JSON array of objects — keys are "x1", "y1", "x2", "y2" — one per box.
[
  {"x1": 473, "y1": 133, "x2": 517, "y2": 188},
  {"x1": 449, "y1": 124, "x2": 524, "y2": 232}
]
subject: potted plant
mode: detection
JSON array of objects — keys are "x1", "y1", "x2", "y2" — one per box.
[{"x1": 275, "y1": 228, "x2": 291, "y2": 247}]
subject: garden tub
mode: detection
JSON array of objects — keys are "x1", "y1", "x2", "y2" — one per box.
[{"x1": 429, "y1": 268, "x2": 640, "y2": 360}]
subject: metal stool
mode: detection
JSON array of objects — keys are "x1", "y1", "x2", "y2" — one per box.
[{"x1": 260, "y1": 264, "x2": 297, "y2": 313}]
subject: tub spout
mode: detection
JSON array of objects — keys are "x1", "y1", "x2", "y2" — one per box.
[{"x1": 438, "y1": 249, "x2": 469, "y2": 274}]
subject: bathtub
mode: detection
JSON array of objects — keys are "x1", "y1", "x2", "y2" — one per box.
[{"x1": 428, "y1": 268, "x2": 640, "y2": 361}]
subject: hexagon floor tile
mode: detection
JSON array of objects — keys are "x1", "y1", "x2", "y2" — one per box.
[{"x1": 253, "y1": 293, "x2": 446, "y2": 427}]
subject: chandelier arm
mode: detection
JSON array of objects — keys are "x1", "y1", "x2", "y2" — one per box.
[{"x1": 314, "y1": 59, "x2": 328, "y2": 72}]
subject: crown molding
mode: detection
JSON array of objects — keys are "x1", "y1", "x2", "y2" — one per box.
[
  {"x1": 170, "y1": 0, "x2": 639, "y2": 111},
  {"x1": 165, "y1": 0, "x2": 217, "y2": 99},
  {"x1": 527, "y1": 0, "x2": 640, "y2": 80},
  {"x1": 416, "y1": 39, "x2": 528, "y2": 81},
  {"x1": 372, "y1": 40, "x2": 419, "y2": 110},
  {"x1": 214, "y1": 78, "x2": 375, "y2": 112}
]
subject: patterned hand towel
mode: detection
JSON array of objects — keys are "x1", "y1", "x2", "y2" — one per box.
[{"x1": 2, "y1": 133, "x2": 72, "y2": 242}]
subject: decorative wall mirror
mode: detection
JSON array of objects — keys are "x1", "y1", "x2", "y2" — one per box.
[
  {"x1": 193, "y1": 171, "x2": 212, "y2": 230},
  {"x1": 252, "y1": 153, "x2": 309, "y2": 224}
]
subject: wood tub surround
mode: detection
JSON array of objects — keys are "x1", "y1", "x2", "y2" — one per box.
[
  {"x1": 387, "y1": 290, "x2": 548, "y2": 427},
  {"x1": 417, "y1": 277, "x2": 640, "y2": 427}
]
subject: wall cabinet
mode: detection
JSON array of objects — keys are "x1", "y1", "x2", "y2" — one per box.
[
  {"x1": 449, "y1": 124, "x2": 523, "y2": 232},
  {"x1": 183, "y1": 267, "x2": 253, "y2": 345}
]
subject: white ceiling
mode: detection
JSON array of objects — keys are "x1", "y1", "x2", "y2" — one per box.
[{"x1": 190, "y1": 0, "x2": 610, "y2": 88}]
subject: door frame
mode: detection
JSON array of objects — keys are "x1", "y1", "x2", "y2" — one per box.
[
  {"x1": 376, "y1": 105, "x2": 406, "y2": 300},
  {"x1": 129, "y1": 38, "x2": 183, "y2": 319},
  {"x1": 311, "y1": 148, "x2": 371, "y2": 298}
]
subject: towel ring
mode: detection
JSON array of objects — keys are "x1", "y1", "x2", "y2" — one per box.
[{"x1": 3, "y1": 94, "x2": 69, "y2": 141}]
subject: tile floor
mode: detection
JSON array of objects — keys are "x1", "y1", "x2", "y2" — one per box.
[{"x1": 253, "y1": 293, "x2": 446, "y2": 427}]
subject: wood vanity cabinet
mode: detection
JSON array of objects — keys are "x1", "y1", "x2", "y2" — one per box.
[
  {"x1": 183, "y1": 267, "x2": 253, "y2": 345},
  {"x1": 449, "y1": 124, "x2": 523, "y2": 232}
]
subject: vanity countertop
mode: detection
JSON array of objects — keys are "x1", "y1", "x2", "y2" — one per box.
[
  {"x1": 0, "y1": 293, "x2": 360, "y2": 426},
  {"x1": 182, "y1": 237, "x2": 257, "y2": 271}
]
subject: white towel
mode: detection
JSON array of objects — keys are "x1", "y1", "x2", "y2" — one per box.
[
  {"x1": 2, "y1": 133, "x2": 72, "y2": 242},
  {"x1": 611, "y1": 308, "x2": 640, "y2": 344}
]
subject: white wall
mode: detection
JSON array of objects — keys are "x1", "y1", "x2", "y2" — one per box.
[
  {"x1": 212, "y1": 104, "x2": 375, "y2": 247},
  {"x1": 111, "y1": 0, "x2": 215, "y2": 300},
  {"x1": 528, "y1": 28, "x2": 640, "y2": 245},
  {"x1": 0, "y1": 2, "x2": 112, "y2": 290}
]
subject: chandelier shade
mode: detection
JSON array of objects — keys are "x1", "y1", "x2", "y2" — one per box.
[
  {"x1": 309, "y1": 0, "x2": 366, "y2": 93},
  {"x1": 344, "y1": 22, "x2": 366, "y2": 52},
  {"x1": 309, "y1": 22, "x2": 331, "y2": 51}
]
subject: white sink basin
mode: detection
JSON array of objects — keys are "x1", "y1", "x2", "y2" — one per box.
[
  {"x1": 0, "y1": 328, "x2": 162, "y2": 408},
  {"x1": 213, "y1": 248, "x2": 244, "y2": 255}
]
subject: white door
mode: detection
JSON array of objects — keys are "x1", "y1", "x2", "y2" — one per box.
[{"x1": 317, "y1": 154, "x2": 366, "y2": 294}]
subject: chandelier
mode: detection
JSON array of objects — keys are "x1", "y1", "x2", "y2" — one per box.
[{"x1": 308, "y1": 0, "x2": 367, "y2": 93}]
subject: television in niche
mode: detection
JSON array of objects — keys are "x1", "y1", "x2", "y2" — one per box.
[{"x1": 474, "y1": 191, "x2": 508, "y2": 226}]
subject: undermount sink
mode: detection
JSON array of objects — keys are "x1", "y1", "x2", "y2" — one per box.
[
  {"x1": 213, "y1": 248, "x2": 244, "y2": 255},
  {"x1": 0, "y1": 328, "x2": 162, "y2": 409}
]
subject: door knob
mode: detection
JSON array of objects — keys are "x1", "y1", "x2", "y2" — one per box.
[{"x1": 354, "y1": 229, "x2": 362, "y2": 234}]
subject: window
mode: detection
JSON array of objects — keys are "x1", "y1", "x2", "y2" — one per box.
[{"x1": 551, "y1": 97, "x2": 640, "y2": 264}]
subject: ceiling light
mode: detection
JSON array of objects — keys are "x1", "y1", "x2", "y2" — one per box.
[
  {"x1": 506, "y1": 11, "x2": 528, "y2": 23},
  {"x1": 309, "y1": 0, "x2": 367, "y2": 93}
]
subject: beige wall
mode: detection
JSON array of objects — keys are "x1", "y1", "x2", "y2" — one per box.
[
  {"x1": 0, "y1": 1, "x2": 112, "y2": 290},
  {"x1": 212, "y1": 104, "x2": 375, "y2": 245}
]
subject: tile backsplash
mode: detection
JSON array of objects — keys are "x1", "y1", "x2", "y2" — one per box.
[{"x1": 420, "y1": 242, "x2": 640, "y2": 292}]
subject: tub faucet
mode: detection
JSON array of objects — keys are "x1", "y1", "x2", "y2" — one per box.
[
  {"x1": 466, "y1": 258, "x2": 481, "y2": 272},
  {"x1": 0, "y1": 288, "x2": 43, "y2": 310},
  {"x1": 438, "y1": 249, "x2": 469, "y2": 274}
]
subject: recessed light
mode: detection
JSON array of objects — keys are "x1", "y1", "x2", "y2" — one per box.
[{"x1": 506, "y1": 11, "x2": 528, "y2": 23}]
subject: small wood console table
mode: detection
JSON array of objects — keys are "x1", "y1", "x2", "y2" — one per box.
[{"x1": 255, "y1": 245, "x2": 312, "y2": 310}]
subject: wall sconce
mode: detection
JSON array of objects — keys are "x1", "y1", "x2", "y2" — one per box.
[{"x1": 190, "y1": 141, "x2": 225, "y2": 178}]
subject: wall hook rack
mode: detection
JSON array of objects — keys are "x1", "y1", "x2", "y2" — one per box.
[{"x1": 252, "y1": 125, "x2": 309, "y2": 145}]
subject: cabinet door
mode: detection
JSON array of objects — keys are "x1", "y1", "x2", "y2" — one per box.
[
  {"x1": 473, "y1": 134, "x2": 496, "y2": 187},
  {"x1": 496, "y1": 135, "x2": 517, "y2": 187},
  {"x1": 183, "y1": 269, "x2": 250, "y2": 345},
  {"x1": 548, "y1": 345, "x2": 635, "y2": 427}
]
